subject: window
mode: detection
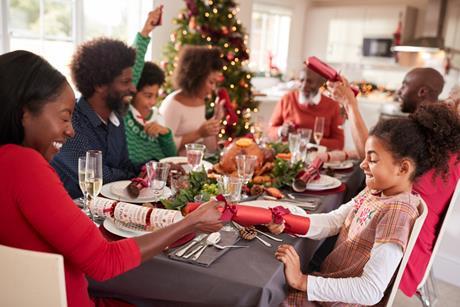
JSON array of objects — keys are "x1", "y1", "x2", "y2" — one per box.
[
  {"x1": 249, "y1": 3, "x2": 292, "y2": 75},
  {"x1": 1, "y1": 0, "x2": 152, "y2": 81}
]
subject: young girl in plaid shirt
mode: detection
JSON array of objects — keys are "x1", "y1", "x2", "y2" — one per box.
[{"x1": 272, "y1": 103, "x2": 460, "y2": 306}]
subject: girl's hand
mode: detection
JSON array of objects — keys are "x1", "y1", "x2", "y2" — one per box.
[
  {"x1": 275, "y1": 244, "x2": 307, "y2": 291},
  {"x1": 199, "y1": 119, "x2": 221, "y2": 137},
  {"x1": 144, "y1": 122, "x2": 169, "y2": 137},
  {"x1": 185, "y1": 200, "x2": 224, "y2": 233},
  {"x1": 266, "y1": 221, "x2": 285, "y2": 235},
  {"x1": 327, "y1": 76, "x2": 357, "y2": 111},
  {"x1": 140, "y1": 5, "x2": 163, "y2": 37}
]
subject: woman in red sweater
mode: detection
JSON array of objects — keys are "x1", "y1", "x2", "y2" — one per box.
[{"x1": 0, "y1": 50, "x2": 223, "y2": 307}]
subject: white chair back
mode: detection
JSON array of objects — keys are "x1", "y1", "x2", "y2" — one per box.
[
  {"x1": 0, "y1": 244, "x2": 67, "y2": 307},
  {"x1": 417, "y1": 179, "x2": 460, "y2": 289},
  {"x1": 386, "y1": 198, "x2": 428, "y2": 307}
]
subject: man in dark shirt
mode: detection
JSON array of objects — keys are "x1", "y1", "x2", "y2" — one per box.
[{"x1": 52, "y1": 38, "x2": 139, "y2": 198}]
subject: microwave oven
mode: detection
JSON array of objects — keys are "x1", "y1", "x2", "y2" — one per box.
[{"x1": 362, "y1": 38, "x2": 393, "y2": 57}]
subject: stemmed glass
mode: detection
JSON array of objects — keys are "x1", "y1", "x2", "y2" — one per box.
[
  {"x1": 235, "y1": 155, "x2": 258, "y2": 184},
  {"x1": 146, "y1": 161, "x2": 170, "y2": 201},
  {"x1": 314, "y1": 117, "x2": 325, "y2": 145},
  {"x1": 185, "y1": 143, "x2": 206, "y2": 172},
  {"x1": 288, "y1": 133, "x2": 301, "y2": 164},
  {"x1": 217, "y1": 176, "x2": 243, "y2": 231},
  {"x1": 78, "y1": 156, "x2": 90, "y2": 216},
  {"x1": 85, "y1": 150, "x2": 103, "y2": 221},
  {"x1": 297, "y1": 128, "x2": 312, "y2": 163},
  {"x1": 252, "y1": 116, "x2": 265, "y2": 145}
]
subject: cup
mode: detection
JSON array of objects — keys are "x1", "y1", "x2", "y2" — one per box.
[
  {"x1": 185, "y1": 143, "x2": 206, "y2": 171},
  {"x1": 235, "y1": 155, "x2": 258, "y2": 184},
  {"x1": 146, "y1": 161, "x2": 170, "y2": 200}
]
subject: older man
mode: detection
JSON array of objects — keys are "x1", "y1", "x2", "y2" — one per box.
[
  {"x1": 52, "y1": 38, "x2": 139, "y2": 198},
  {"x1": 269, "y1": 66, "x2": 345, "y2": 150}
]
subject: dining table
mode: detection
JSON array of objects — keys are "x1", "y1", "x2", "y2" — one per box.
[{"x1": 88, "y1": 162, "x2": 365, "y2": 307}]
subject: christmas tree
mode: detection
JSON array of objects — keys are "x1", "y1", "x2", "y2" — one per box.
[{"x1": 162, "y1": 0, "x2": 258, "y2": 141}]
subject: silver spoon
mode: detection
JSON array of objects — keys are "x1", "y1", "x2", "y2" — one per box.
[
  {"x1": 213, "y1": 243, "x2": 249, "y2": 250},
  {"x1": 191, "y1": 232, "x2": 221, "y2": 261}
]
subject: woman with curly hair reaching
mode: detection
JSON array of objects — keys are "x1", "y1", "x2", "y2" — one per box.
[{"x1": 273, "y1": 103, "x2": 460, "y2": 306}]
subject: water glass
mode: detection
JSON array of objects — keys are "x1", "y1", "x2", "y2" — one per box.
[
  {"x1": 288, "y1": 133, "x2": 301, "y2": 163},
  {"x1": 146, "y1": 161, "x2": 170, "y2": 200},
  {"x1": 85, "y1": 150, "x2": 103, "y2": 221},
  {"x1": 217, "y1": 176, "x2": 243, "y2": 203},
  {"x1": 314, "y1": 117, "x2": 325, "y2": 145},
  {"x1": 235, "y1": 155, "x2": 258, "y2": 184},
  {"x1": 185, "y1": 143, "x2": 206, "y2": 171},
  {"x1": 78, "y1": 156, "x2": 90, "y2": 216},
  {"x1": 297, "y1": 128, "x2": 312, "y2": 163}
]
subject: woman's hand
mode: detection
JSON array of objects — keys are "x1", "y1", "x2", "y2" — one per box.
[
  {"x1": 275, "y1": 244, "x2": 308, "y2": 292},
  {"x1": 144, "y1": 121, "x2": 169, "y2": 137},
  {"x1": 185, "y1": 200, "x2": 224, "y2": 233},
  {"x1": 266, "y1": 221, "x2": 285, "y2": 235},
  {"x1": 140, "y1": 5, "x2": 163, "y2": 37},
  {"x1": 212, "y1": 97, "x2": 226, "y2": 121},
  {"x1": 199, "y1": 119, "x2": 221, "y2": 137},
  {"x1": 327, "y1": 76, "x2": 357, "y2": 112}
]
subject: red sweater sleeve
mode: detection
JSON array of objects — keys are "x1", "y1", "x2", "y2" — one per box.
[
  {"x1": 14, "y1": 148, "x2": 141, "y2": 281},
  {"x1": 269, "y1": 94, "x2": 288, "y2": 140}
]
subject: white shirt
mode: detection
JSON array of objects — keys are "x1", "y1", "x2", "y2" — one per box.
[{"x1": 303, "y1": 200, "x2": 403, "y2": 305}]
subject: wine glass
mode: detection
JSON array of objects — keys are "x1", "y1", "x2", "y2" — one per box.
[
  {"x1": 146, "y1": 161, "x2": 170, "y2": 201},
  {"x1": 217, "y1": 176, "x2": 243, "y2": 231},
  {"x1": 85, "y1": 150, "x2": 103, "y2": 222},
  {"x1": 297, "y1": 128, "x2": 312, "y2": 163},
  {"x1": 314, "y1": 117, "x2": 325, "y2": 145},
  {"x1": 78, "y1": 156, "x2": 90, "y2": 216},
  {"x1": 252, "y1": 116, "x2": 265, "y2": 145},
  {"x1": 185, "y1": 143, "x2": 206, "y2": 172},
  {"x1": 235, "y1": 155, "x2": 258, "y2": 184}
]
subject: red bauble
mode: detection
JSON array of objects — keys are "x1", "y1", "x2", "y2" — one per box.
[{"x1": 227, "y1": 52, "x2": 235, "y2": 61}]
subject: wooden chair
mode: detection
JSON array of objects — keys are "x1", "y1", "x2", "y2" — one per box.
[
  {"x1": 416, "y1": 179, "x2": 460, "y2": 307},
  {"x1": 386, "y1": 198, "x2": 428, "y2": 307},
  {"x1": 0, "y1": 244, "x2": 67, "y2": 307}
]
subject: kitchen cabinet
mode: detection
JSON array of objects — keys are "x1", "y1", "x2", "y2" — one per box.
[{"x1": 304, "y1": 5, "x2": 417, "y2": 64}]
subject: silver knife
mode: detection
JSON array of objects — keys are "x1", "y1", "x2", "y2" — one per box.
[{"x1": 175, "y1": 233, "x2": 206, "y2": 257}]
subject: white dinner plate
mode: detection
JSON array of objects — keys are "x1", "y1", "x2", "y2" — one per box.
[
  {"x1": 238, "y1": 200, "x2": 307, "y2": 217},
  {"x1": 306, "y1": 175, "x2": 342, "y2": 191},
  {"x1": 323, "y1": 160, "x2": 354, "y2": 170},
  {"x1": 159, "y1": 156, "x2": 213, "y2": 173},
  {"x1": 103, "y1": 218, "x2": 149, "y2": 238},
  {"x1": 100, "y1": 180, "x2": 172, "y2": 203}
]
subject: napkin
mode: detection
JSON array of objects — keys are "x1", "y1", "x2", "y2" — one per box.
[
  {"x1": 306, "y1": 56, "x2": 359, "y2": 96},
  {"x1": 168, "y1": 229, "x2": 240, "y2": 267},
  {"x1": 92, "y1": 197, "x2": 183, "y2": 229},
  {"x1": 298, "y1": 157, "x2": 323, "y2": 183}
]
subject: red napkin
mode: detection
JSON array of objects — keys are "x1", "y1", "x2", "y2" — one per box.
[
  {"x1": 184, "y1": 202, "x2": 310, "y2": 235},
  {"x1": 298, "y1": 157, "x2": 324, "y2": 183},
  {"x1": 306, "y1": 56, "x2": 359, "y2": 96}
]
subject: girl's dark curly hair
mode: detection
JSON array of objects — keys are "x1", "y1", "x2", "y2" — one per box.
[
  {"x1": 173, "y1": 45, "x2": 223, "y2": 96},
  {"x1": 370, "y1": 103, "x2": 460, "y2": 181},
  {"x1": 70, "y1": 38, "x2": 136, "y2": 98}
]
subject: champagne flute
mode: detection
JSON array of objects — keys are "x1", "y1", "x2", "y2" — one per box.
[
  {"x1": 78, "y1": 156, "x2": 90, "y2": 216},
  {"x1": 85, "y1": 150, "x2": 103, "y2": 222},
  {"x1": 314, "y1": 117, "x2": 325, "y2": 145}
]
